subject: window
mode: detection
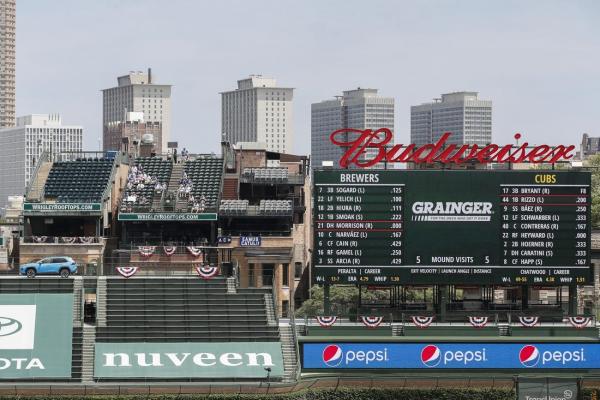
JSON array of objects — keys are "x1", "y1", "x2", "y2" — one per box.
[
  {"x1": 282, "y1": 264, "x2": 289, "y2": 286},
  {"x1": 248, "y1": 263, "x2": 255, "y2": 286},
  {"x1": 282, "y1": 300, "x2": 289, "y2": 318},
  {"x1": 294, "y1": 262, "x2": 303, "y2": 278}
]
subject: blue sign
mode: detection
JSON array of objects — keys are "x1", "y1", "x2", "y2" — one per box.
[
  {"x1": 303, "y1": 343, "x2": 600, "y2": 370},
  {"x1": 218, "y1": 236, "x2": 232, "y2": 244},
  {"x1": 240, "y1": 236, "x2": 261, "y2": 247}
]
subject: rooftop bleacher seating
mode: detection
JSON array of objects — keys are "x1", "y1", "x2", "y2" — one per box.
[
  {"x1": 0, "y1": 277, "x2": 74, "y2": 292},
  {"x1": 124, "y1": 157, "x2": 173, "y2": 205},
  {"x1": 219, "y1": 199, "x2": 249, "y2": 215},
  {"x1": 242, "y1": 168, "x2": 288, "y2": 183},
  {"x1": 184, "y1": 157, "x2": 223, "y2": 209},
  {"x1": 44, "y1": 158, "x2": 113, "y2": 203},
  {"x1": 96, "y1": 277, "x2": 279, "y2": 342},
  {"x1": 259, "y1": 200, "x2": 292, "y2": 215}
]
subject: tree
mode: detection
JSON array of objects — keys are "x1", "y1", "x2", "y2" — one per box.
[
  {"x1": 585, "y1": 154, "x2": 600, "y2": 227},
  {"x1": 295, "y1": 285, "x2": 419, "y2": 318}
]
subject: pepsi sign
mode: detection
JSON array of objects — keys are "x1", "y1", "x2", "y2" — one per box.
[{"x1": 303, "y1": 343, "x2": 600, "y2": 369}]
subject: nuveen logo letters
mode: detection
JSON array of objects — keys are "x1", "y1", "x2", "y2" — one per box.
[{"x1": 0, "y1": 305, "x2": 36, "y2": 350}]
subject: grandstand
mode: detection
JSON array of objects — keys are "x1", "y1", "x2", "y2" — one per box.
[
  {"x1": 121, "y1": 156, "x2": 172, "y2": 212},
  {"x1": 96, "y1": 277, "x2": 279, "y2": 342},
  {"x1": 20, "y1": 152, "x2": 126, "y2": 270},
  {"x1": 184, "y1": 156, "x2": 224, "y2": 210},
  {"x1": 44, "y1": 158, "x2": 114, "y2": 203},
  {"x1": 92, "y1": 276, "x2": 294, "y2": 381}
]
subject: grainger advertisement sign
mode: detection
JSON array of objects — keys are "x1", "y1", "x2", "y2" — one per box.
[
  {"x1": 313, "y1": 170, "x2": 591, "y2": 285},
  {"x1": 94, "y1": 342, "x2": 284, "y2": 378},
  {"x1": 0, "y1": 294, "x2": 73, "y2": 379}
]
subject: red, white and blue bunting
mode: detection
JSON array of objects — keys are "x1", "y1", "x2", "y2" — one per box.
[
  {"x1": 567, "y1": 316, "x2": 593, "y2": 329},
  {"x1": 315, "y1": 316, "x2": 337, "y2": 327},
  {"x1": 138, "y1": 246, "x2": 156, "y2": 257},
  {"x1": 518, "y1": 316, "x2": 540, "y2": 328},
  {"x1": 187, "y1": 246, "x2": 203, "y2": 258},
  {"x1": 195, "y1": 265, "x2": 218, "y2": 280},
  {"x1": 411, "y1": 316, "x2": 435, "y2": 328},
  {"x1": 163, "y1": 246, "x2": 177, "y2": 256},
  {"x1": 360, "y1": 316, "x2": 384, "y2": 328},
  {"x1": 116, "y1": 266, "x2": 139, "y2": 278},
  {"x1": 468, "y1": 316, "x2": 489, "y2": 328},
  {"x1": 79, "y1": 236, "x2": 94, "y2": 244}
]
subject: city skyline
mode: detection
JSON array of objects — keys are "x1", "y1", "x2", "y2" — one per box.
[{"x1": 14, "y1": 0, "x2": 600, "y2": 155}]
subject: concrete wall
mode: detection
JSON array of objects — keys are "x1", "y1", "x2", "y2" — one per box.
[{"x1": 19, "y1": 240, "x2": 106, "y2": 267}]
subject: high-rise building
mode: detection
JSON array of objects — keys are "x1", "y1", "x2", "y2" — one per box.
[
  {"x1": 0, "y1": 114, "x2": 83, "y2": 210},
  {"x1": 0, "y1": 0, "x2": 16, "y2": 128},
  {"x1": 102, "y1": 69, "x2": 171, "y2": 154},
  {"x1": 580, "y1": 133, "x2": 600, "y2": 159},
  {"x1": 104, "y1": 112, "x2": 161, "y2": 156},
  {"x1": 411, "y1": 92, "x2": 492, "y2": 146},
  {"x1": 221, "y1": 75, "x2": 294, "y2": 153},
  {"x1": 311, "y1": 88, "x2": 395, "y2": 169}
]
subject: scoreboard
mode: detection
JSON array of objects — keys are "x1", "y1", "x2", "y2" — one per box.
[{"x1": 313, "y1": 170, "x2": 591, "y2": 286}]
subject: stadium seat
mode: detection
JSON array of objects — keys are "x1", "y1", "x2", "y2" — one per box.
[
  {"x1": 96, "y1": 278, "x2": 280, "y2": 342},
  {"x1": 43, "y1": 158, "x2": 114, "y2": 203},
  {"x1": 183, "y1": 157, "x2": 224, "y2": 210}
]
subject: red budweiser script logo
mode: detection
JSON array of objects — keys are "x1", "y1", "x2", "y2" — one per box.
[{"x1": 330, "y1": 128, "x2": 575, "y2": 168}]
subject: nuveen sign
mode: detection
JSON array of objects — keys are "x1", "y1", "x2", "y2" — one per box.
[{"x1": 94, "y1": 342, "x2": 284, "y2": 378}]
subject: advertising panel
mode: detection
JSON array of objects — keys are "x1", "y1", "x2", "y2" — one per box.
[
  {"x1": 313, "y1": 170, "x2": 591, "y2": 285},
  {"x1": 94, "y1": 342, "x2": 284, "y2": 378},
  {"x1": 23, "y1": 203, "x2": 101, "y2": 214},
  {"x1": 518, "y1": 378, "x2": 578, "y2": 400},
  {"x1": 240, "y1": 236, "x2": 262, "y2": 247},
  {"x1": 0, "y1": 294, "x2": 73, "y2": 379},
  {"x1": 118, "y1": 213, "x2": 217, "y2": 221},
  {"x1": 303, "y1": 343, "x2": 600, "y2": 370}
]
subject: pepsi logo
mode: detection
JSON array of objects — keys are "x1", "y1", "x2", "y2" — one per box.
[
  {"x1": 519, "y1": 345, "x2": 540, "y2": 367},
  {"x1": 421, "y1": 345, "x2": 441, "y2": 367},
  {"x1": 322, "y1": 345, "x2": 343, "y2": 367}
]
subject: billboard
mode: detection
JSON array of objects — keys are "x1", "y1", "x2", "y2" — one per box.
[
  {"x1": 518, "y1": 378, "x2": 578, "y2": 400},
  {"x1": 0, "y1": 294, "x2": 73, "y2": 379},
  {"x1": 302, "y1": 342, "x2": 600, "y2": 370},
  {"x1": 94, "y1": 342, "x2": 284, "y2": 378},
  {"x1": 23, "y1": 203, "x2": 102, "y2": 216},
  {"x1": 313, "y1": 170, "x2": 591, "y2": 285},
  {"x1": 118, "y1": 213, "x2": 217, "y2": 221}
]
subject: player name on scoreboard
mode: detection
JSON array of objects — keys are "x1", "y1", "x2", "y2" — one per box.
[{"x1": 313, "y1": 170, "x2": 591, "y2": 285}]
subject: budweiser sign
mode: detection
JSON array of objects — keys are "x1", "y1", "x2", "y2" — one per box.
[{"x1": 330, "y1": 128, "x2": 575, "y2": 168}]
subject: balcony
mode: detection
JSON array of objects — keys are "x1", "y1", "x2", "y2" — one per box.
[
  {"x1": 239, "y1": 168, "x2": 305, "y2": 185},
  {"x1": 20, "y1": 236, "x2": 106, "y2": 266}
]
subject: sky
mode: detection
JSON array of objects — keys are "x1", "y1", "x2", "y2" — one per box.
[{"x1": 15, "y1": 0, "x2": 600, "y2": 155}]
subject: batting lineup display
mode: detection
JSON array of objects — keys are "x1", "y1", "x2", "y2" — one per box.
[{"x1": 313, "y1": 170, "x2": 591, "y2": 285}]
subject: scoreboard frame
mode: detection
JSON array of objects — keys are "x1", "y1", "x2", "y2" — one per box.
[{"x1": 312, "y1": 169, "x2": 592, "y2": 286}]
